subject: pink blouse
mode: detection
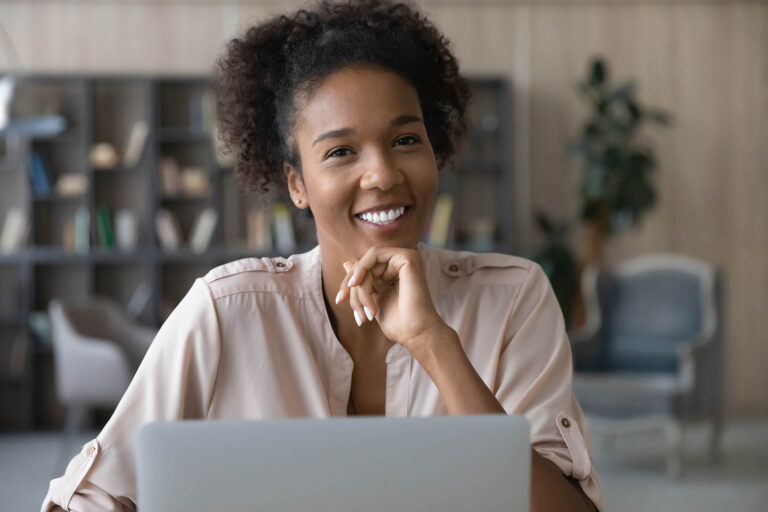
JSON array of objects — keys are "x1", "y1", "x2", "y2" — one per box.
[{"x1": 41, "y1": 242, "x2": 604, "y2": 511}]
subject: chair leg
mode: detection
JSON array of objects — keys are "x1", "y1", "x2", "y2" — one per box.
[
  {"x1": 665, "y1": 420, "x2": 684, "y2": 479},
  {"x1": 709, "y1": 413, "x2": 723, "y2": 464}
]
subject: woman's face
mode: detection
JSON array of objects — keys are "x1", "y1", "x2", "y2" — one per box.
[{"x1": 285, "y1": 65, "x2": 439, "y2": 260}]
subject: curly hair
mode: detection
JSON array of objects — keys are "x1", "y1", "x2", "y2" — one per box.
[{"x1": 214, "y1": 0, "x2": 471, "y2": 194}]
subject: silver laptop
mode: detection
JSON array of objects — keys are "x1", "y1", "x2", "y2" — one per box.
[{"x1": 137, "y1": 414, "x2": 530, "y2": 512}]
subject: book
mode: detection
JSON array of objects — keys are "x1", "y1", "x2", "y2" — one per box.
[
  {"x1": 155, "y1": 208, "x2": 183, "y2": 251},
  {"x1": 62, "y1": 216, "x2": 76, "y2": 251},
  {"x1": 427, "y1": 193, "x2": 454, "y2": 248},
  {"x1": 201, "y1": 88, "x2": 217, "y2": 134},
  {"x1": 0, "y1": 207, "x2": 28, "y2": 252},
  {"x1": 74, "y1": 206, "x2": 90, "y2": 253},
  {"x1": 29, "y1": 151, "x2": 52, "y2": 196},
  {"x1": 272, "y1": 202, "x2": 295, "y2": 254},
  {"x1": 123, "y1": 120, "x2": 149, "y2": 168},
  {"x1": 114, "y1": 209, "x2": 139, "y2": 251},
  {"x1": 158, "y1": 156, "x2": 181, "y2": 196},
  {"x1": 189, "y1": 208, "x2": 218, "y2": 253},
  {"x1": 3, "y1": 115, "x2": 66, "y2": 138},
  {"x1": 126, "y1": 281, "x2": 152, "y2": 320},
  {"x1": 94, "y1": 205, "x2": 115, "y2": 250},
  {"x1": 247, "y1": 206, "x2": 273, "y2": 252}
]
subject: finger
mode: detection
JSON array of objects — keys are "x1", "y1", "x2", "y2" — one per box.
[
  {"x1": 348, "y1": 246, "x2": 389, "y2": 286},
  {"x1": 348, "y1": 282, "x2": 365, "y2": 327},
  {"x1": 335, "y1": 260, "x2": 356, "y2": 304},
  {"x1": 349, "y1": 246, "x2": 412, "y2": 286},
  {"x1": 354, "y1": 268, "x2": 378, "y2": 321}
]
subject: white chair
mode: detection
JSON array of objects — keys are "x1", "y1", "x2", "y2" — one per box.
[{"x1": 48, "y1": 297, "x2": 156, "y2": 433}]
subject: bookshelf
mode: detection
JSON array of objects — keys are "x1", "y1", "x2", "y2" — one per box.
[{"x1": 0, "y1": 74, "x2": 512, "y2": 430}]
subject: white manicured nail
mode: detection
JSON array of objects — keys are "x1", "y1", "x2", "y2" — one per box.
[
  {"x1": 354, "y1": 310, "x2": 362, "y2": 327},
  {"x1": 364, "y1": 306, "x2": 374, "y2": 321},
  {"x1": 335, "y1": 291, "x2": 342, "y2": 304}
]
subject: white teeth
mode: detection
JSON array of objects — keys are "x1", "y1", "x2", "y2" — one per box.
[{"x1": 358, "y1": 206, "x2": 406, "y2": 225}]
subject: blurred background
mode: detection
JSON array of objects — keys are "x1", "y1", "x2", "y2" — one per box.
[{"x1": 0, "y1": 0, "x2": 766, "y2": 510}]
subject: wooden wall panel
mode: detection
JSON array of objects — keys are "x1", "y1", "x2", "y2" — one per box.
[
  {"x1": 525, "y1": 3, "x2": 768, "y2": 413},
  {"x1": 0, "y1": 0, "x2": 765, "y2": 413}
]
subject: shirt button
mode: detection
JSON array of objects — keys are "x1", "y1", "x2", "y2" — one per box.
[
  {"x1": 275, "y1": 262, "x2": 285, "y2": 268},
  {"x1": 86, "y1": 446, "x2": 95, "y2": 457},
  {"x1": 561, "y1": 418, "x2": 571, "y2": 428},
  {"x1": 448, "y1": 264, "x2": 459, "y2": 272}
]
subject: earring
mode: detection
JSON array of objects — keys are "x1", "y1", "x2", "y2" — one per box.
[{"x1": 295, "y1": 199, "x2": 301, "y2": 205}]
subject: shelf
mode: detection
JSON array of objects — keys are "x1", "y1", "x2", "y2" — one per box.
[
  {"x1": 157, "y1": 129, "x2": 211, "y2": 144},
  {"x1": 0, "y1": 74, "x2": 512, "y2": 430},
  {"x1": 29, "y1": 133, "x2": 82, "y2": 144},
  {"x1": 91, "y1": 165, "x2": 141, "y2": 174},
  {"x1": 32, "y1": 194, "x2": 88, "y2": 202},
  {"x1": 159, "y1": 194, "x2": 211, "y2": 202},
  {"x1": 157, "y1": 245, "x2": 316, "y2": 263}
]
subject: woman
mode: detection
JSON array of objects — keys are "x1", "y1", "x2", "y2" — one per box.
[{"x1": 42, "y1": 1, "x2": 603, "y2": 511}]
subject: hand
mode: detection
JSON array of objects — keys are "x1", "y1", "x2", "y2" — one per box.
[{"x1": 335, "y1": 245, "x2": 447, "y2": 354}]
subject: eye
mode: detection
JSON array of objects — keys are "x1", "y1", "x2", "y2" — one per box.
[
  {"x1": 394, "y1": 135, "x2": 420, "y2": 146},
  {"x1": 326, "y1": 147, "x2": 353, "y2": 159}
]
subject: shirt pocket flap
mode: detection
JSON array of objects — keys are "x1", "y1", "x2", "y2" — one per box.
[
  {"x1": 52, "y1": 438, "x2": 101, "y2": 508},
  {"x1": 556, "y1": 412, "x2": 592, "y2": 480}
]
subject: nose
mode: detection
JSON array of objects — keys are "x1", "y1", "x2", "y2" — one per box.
[{"x1": 359, "y1": 149, "x2": 405, "y2": 191}]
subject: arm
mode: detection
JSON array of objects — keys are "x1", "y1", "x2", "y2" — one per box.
[
  {"x1": 41, "y1": 278, "x2": 221, "y2": 512},
  {"x1": 412, "y1": 325, "x2": 597, "y2": 512}
]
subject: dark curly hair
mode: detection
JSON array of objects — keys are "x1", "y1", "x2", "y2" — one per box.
[{"x1": 214, "y1": 0, "x2": 471, "y2": 194}]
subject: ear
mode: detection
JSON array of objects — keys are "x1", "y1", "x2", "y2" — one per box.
[{"x1": 284, "y1": 162, "x2": 308, "y2": 209}]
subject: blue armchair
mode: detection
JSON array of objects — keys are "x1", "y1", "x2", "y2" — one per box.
[{"x1": 570, "y1": 254, "x2": 724, "y2": 477}]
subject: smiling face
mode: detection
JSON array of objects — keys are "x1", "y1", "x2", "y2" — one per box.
[{"x1": 284, "y1": 65, "x2": 439, "y2": 262}]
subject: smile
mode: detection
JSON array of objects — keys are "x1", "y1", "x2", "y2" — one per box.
[{"x1": 355, "y1": 206, "x2": 408, "y2": 226}]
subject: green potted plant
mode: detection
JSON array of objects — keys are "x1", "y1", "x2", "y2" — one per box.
[
  {"x1": 535, "y1": 56, "x2": 673, "y2": 330},
  {"x1": 569, "y1": 56, "x2": 672, "y2": 265}
]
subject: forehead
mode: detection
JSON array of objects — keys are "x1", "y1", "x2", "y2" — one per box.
[{"x1": 294, "y1": 66, "x2": 422, "y2": 137}]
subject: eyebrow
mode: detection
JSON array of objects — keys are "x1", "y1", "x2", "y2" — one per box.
[{"x1": 311, "y1": 114, "x2": 423, "y2": 147}]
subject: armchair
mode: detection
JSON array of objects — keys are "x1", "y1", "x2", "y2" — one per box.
[
  {"x1": 48, "y1": 296, "x2": 156, "y2": 433},
  {"x1": 570, "y1": 254, "x2": 723, "y2": 477}
]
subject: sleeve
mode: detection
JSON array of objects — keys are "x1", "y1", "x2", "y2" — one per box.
[
  {"x1": 493, "y1": 262, "x2": 604, "y2": 512},
  {"x1": 40, "y1": 278, "x2": 222, "y2": 512}
]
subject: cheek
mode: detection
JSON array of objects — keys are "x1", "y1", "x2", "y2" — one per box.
[{"x1": 310, "y1": 173, "x2": 357, "y2": 218}]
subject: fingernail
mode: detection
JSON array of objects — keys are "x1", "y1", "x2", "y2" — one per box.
[
  {"x1": 354, "y1": 310, "x2": 362, "y2": 327},
  {"x1": 348, "y1": 272, "x2": 359, "y2": 287},
  {"x1": 335, "y1": 291, "x2": 342, "y2": 304},
  {"x1": 364, "y1": 306, "x2": 374, "y2": 321}
]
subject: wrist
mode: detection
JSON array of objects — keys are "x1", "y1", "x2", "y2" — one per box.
[{"x1": 411, "y1": 322, "x2": 462, "y2": 373}]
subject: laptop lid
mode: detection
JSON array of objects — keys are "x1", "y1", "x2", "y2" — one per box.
[{"x1": 137, "y1": 414, "x2": 530, "y2": 512}]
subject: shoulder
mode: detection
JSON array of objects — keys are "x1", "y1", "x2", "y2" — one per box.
[
  {"x1": 417, "y1": 241, "x2": 540, "y2": 287},
  {"x1": 200, "y1": 246, "x2": 320, "y2": 300}
]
